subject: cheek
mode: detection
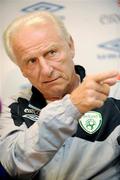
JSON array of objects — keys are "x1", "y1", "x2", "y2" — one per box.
[
  {"x1": 63, "y1": 63, "x2": 75, "y2": 81},
  {"x1": 61, "y1": 58, "x2": 74, "y2": 74},
  {"x1": 60, "y1": 66, "x2": 74, "y2": 81},
  {"x1": 21, "y1": 66, "x2": 40, "y2": 80}
]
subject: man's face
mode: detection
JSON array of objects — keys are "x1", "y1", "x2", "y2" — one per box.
[{"x1": 12, "y1": 23, "x2": 76, "y2": 100}]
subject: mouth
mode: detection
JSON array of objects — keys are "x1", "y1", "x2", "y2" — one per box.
[{"x1": 43, "y1": 77, "x2": 60, "y2": 84}]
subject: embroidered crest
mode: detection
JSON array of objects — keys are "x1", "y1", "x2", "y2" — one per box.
[{"x1": 79, "y1": 111, "x2": 102, "y2": 134}]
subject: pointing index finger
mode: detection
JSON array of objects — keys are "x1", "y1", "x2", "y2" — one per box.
[{"x1": 93, "y1": 70, "x2": 119, "y2": 84}]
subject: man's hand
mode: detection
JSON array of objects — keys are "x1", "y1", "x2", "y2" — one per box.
[{"x1": 70, "y1": 70, "x2": 119, "y2": 113}]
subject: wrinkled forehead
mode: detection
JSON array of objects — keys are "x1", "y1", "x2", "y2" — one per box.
[
  {"x1": 10, "y1": 22, "x2": 68, "y2": 64},
  {"x1": 10, "y1": 19, "x2": 63, "y2": 44},
  {"x1": 11, "y1": 22, "x2": 64, "y2": 49}
]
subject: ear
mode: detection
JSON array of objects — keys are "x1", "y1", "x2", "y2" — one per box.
[{"x1": 68, "y1": 36, "x2": 75, "y2": 58}]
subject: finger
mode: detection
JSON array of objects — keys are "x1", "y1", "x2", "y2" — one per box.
[
  {"x1": 95, "y1": 92, "x2": 108, "y2": 102},
  {"x1": 87, "y1": 97, "x2": 105, "y2": 110},
  {"x1": 117, "y1": 74, "x2": 120, "y2": 80},
  {"x1": 97, "y1": 83, "x2": 110, "y2": 95},
  {"x1": 86, "y1": 80, "x2": 110, "y2": 95},
  {"x1": 93, "y1": 100, "x2": 104, "y2": 108},
  {"x1": 102, "y1": 77, "x2": 118, "y2": 86},
  {"x1": 93, "y1": 70, "x2": 118, "y2": 84}
]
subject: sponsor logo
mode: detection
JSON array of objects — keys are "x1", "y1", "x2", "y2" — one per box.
[
  {"x1": 98, "y1": 39, "x2": 120, "y2": 53},
  {"x1": 21, "y1": 2, "x2": 64, "y2": 13},
  {"x1": 97, "y1": 38, "x2": 120, "y2": 60},
  {"x1": 22, "y1": 114, "x2": 39, "y2": 121},
  {"x1": 23, "y1": 107, "x2": 40, "y2": 121},
  {"x1": 99, "y1": 14, "x2": 120, "y2": 24},
  {"x1": 24, "y1": 108, "x2": 40, "y2": 115},
  {"x1": 79, "y1": 111, "x2": 102, "y2": 134}
]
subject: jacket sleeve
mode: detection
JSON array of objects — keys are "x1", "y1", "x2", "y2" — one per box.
[{"x1": 0, "y1": 94, "x2": 81, "y2": 177}]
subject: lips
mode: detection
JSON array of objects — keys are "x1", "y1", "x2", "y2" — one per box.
[{"x1": 43, "y1": 77, "x2": 60, "y2": 83}]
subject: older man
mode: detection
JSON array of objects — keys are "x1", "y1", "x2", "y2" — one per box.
[{"x1": 0, "y1": 11, "x2": 120, "y2": 180}]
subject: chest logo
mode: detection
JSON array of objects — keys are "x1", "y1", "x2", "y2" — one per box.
[
  {"x1": 22, "y1": 114, "x2": 39, "y2": 121},
  {"x1": 79, "y1": 111, "x2": 102, "y2": 134}
]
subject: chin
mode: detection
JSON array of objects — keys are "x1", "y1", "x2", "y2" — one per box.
[{"x1": 45, "y1": 88, "x2": 66, "y2": 100}]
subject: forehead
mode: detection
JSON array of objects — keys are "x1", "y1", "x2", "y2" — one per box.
[
  {"x1": 12, "y1": 22, "x2": 63, "y2": 49},
  {"x1": 11, "y1": 23, "x2": 66, "y2": 62}
]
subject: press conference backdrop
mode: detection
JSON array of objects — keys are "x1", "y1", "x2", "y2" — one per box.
[{"x1": 0, "y1": 0, "x2": 120, "y2": 102}]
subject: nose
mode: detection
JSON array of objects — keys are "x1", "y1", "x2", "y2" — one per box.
[{"x1": 38, "y1": 57, "x2": 53, "y2": 77}]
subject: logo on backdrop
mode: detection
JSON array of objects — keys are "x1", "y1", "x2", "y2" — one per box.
[
  {"x1": 97, "y1": 38, "x2": 120, "y2": 60},
  {"x1": 98, "y1": 39, "x2": 120, "y2": 53},
  {"x1": 21, "y1": 2, "x2": 64, "y2": 13},
  {"x1": 99, "y1": 14, "x2": 120, "y2": 25}
]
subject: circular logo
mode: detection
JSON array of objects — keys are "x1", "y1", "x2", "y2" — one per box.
[{"x1": 79, "y1": 111, "x2": 102, "y2": 134}]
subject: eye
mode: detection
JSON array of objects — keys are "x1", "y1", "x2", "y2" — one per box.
[
  {"x1": 45, "y1": 49, "x2": 59, "y2": 60},
  {"x1": 48, "y1": 50, "x2": 57, "y2": 56},
  {"x1": 27, "y1": 58, "x2": 37, "y2": 64}
]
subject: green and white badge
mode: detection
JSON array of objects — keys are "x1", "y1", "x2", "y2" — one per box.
[{"x1": 79, "y1": 111, "x2": 102, "y2": 134}]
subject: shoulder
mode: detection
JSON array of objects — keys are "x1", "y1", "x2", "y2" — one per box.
[{"x1": 2, "y1": 87, "x2": 32, "y2": 108}]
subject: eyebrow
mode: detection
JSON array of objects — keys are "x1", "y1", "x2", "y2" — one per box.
[{"x1": 21, "y1": 43, "x2": 59, "y2": 63}]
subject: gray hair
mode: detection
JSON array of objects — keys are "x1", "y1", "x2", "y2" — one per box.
[{"x1": 3, "y1": 11, "x2": 70, "y2": 64}]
